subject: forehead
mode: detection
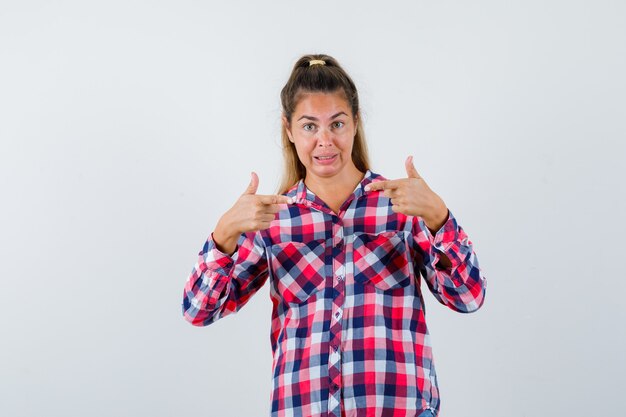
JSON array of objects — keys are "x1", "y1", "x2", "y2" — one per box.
[{"x1": 293, "y1": 91, "x2": 352, "y2": 118}]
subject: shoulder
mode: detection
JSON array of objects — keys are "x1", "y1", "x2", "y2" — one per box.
[
  {"x1": 369, "y1": 170, "x2": 386, "y2": 180},
  {"x1": 282, "y1": 181, "x2": 301, "y2": 199}
]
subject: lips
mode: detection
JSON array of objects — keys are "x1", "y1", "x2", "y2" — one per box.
[{"x1": 314, "y1": 154, "x2": 337, "y2": 160}]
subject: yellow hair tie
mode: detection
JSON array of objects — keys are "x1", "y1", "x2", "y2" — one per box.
[{"x1": 309, "y1": 59, "x2": 326, "y2": 66}]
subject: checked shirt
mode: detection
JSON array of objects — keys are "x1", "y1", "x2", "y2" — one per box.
[{"x1": 182, "y1": 169, "x2": 487, "y2": 417}]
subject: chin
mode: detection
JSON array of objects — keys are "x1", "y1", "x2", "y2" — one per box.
[{"x1": 311, "y1": 165, "x2": 344, "y2": 178}]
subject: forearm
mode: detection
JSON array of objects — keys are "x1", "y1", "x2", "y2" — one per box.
[
  {"x1": 415, "y1": 210, "x2": 487, "y2": 313},
  {"x1": 423, "y1": 207, "x2": 452, "y2": 270},
  {"x1": 182, "y1": 230, "x2": 270, "y2": 326},
  {"x1": 182, "y1": 234, "x2": 236, "y2": 326}
]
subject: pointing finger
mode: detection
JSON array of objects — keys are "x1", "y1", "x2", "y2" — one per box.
[
  {"x1": 259, "y1": 194, "x2": 294, "y2": 205},
  {"x1": 364, "y1": 180, "x2": 387, "y2": 192},
  {"x1": 364, "y1": 180, "x2": 401, "y2": 192}
]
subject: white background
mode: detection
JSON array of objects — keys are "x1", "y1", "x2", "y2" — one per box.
[{"x1": 1, "y1": 1, "x2": 625, "y2": 416}]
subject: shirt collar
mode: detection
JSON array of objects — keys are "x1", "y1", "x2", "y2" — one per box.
[{"x1": 285, "y1": 169, "x2": 380, "y2": 209}]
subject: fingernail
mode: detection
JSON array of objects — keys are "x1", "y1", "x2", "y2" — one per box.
[
  {"x1": 287, "y1": 197, "x2": 294, "y2": 204},
  {"x1": 364, "y1": 185, "x2": 371, "y2": 192}
]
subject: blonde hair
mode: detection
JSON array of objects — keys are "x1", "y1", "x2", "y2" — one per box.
[{"x1": 277, "y1": 54, "x2": 371, "y2": 194}]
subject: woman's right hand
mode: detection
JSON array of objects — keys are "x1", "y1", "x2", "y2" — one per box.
[{"x1": 212, "y1": 172, "x2": 293, "y2": 255}]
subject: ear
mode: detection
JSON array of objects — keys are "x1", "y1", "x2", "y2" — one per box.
[{"x1": 282, "y1": 114, "x2": 294, "y2": 143}]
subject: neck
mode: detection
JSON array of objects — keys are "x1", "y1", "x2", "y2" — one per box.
[{"x1": 304, "y1": 163, "x2": 365, "y2": 197}]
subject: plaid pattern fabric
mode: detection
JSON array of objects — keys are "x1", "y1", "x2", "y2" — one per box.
[{"x1": 182, "y1": 169, "x2": 487, "y2": 417}]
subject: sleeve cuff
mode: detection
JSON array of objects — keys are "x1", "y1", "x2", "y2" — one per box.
[
  {"x1": 200, "y1": 232, "x2": 236, "y2": 275},
  {"x1": 424, "y1": 209, "x2": 460, "y2": 252}
]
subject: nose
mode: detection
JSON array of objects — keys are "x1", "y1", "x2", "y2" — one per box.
[{"x1": 317, "y1": 127, "x2": 333, "y2": 147}]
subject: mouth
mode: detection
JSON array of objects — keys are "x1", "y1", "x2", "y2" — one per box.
[{"x1": 314, "y1": 154, "x2": 338, "y2": 161}]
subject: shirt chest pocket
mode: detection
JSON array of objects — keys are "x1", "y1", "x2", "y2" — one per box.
[
  {"x1": 352, "y1": 231, "x2": 412, "y2": 291},
  {"x1": 269, "y1": 239, "x2": 327, "y2": 305}
]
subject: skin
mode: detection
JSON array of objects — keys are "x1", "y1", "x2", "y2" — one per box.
[
  {"x1": 213, "y1": 90, "x2": 451, "y2": 267},
  {"x1": 282, "y1": 90, "x2": 364, "y2": 215}
]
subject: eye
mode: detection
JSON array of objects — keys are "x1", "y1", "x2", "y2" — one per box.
[
  {"x1": 332, "y1": 121, "x2": 345, "y2": 129},
  {"x1": 303, "y1": 123, "x2": 316, "y2": 131}
]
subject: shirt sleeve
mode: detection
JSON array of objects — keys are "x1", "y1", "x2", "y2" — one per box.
[
  {"x1": 410, "y1": 209, "x2": 487, "y2": 313},
  {"x1": 181, "y1": 230, "x2": 269, "y2": 326}
]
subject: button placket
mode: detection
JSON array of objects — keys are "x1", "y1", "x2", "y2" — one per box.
[
  {"x1": 328, "y1": 222, "x2": 345, "y2": 417},
  {"x1": 334, "y1": 227, "x2": 344, "y2": 248},
  {"x1": 336, "y1": 265, "x2": 345, "y2": 282}
]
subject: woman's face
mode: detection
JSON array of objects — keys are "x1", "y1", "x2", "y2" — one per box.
[{"x1": 284, "y1": 90, "x2": 358, "y2": 183}]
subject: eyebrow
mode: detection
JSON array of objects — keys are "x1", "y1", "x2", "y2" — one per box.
[{"x1": 297, "y1": 111, "x2": 348, "y2": 122}]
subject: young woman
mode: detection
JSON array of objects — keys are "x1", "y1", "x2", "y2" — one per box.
[{"x1": 182, "y1": 54, "x2": 487, "y2": 417}]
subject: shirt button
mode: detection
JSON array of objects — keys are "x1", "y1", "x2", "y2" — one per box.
[
  {"x1": 332, "y1": 344, "x2": 339, "y2": 352},
  {"x1": 336, "y1": 274, "x2": 344, "y2": 281},
  {"x1": 331, "y1": 383, "x2": 339, "y2": 391},
  {"x1": 335, "y1": 239, "x2": 343, "y2": 248},
  {"x1": 335, "y1": 311, "x2": 341, "y2": 319}
]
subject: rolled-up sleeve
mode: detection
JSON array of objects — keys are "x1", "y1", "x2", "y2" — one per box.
[
  {"x1": 411, "y1": 210, "x2": 487, "y2": 313},
  {"x1": 182, "y1": 230, "x2": 269, "y2": 326}
]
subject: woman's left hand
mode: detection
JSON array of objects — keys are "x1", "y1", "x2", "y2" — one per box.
[{"x1": 364, "y1": 156, "x2": 449, "y2": 233}]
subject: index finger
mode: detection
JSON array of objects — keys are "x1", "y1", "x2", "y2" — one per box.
[
  {"x1": 258, "y1": 194, "x2": 293, "y2": 205},
  {"x1": 364, "y1": 179, "x2": 401, "y2": 192}
]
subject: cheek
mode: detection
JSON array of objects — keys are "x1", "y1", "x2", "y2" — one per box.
[
  {"x1": 338, "y1": 135, "x2": 355, "y2": 152},
  {"x1": 300, "y1": 138, "x2": 316, "y2": 152},
  {"x1": 292, "y1": 139, "x2": 314, "y2": 160}
]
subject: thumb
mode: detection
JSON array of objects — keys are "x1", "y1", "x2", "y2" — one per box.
[
  {"x1": 405, "y1": 155, "x2": 421, "y2": 179},
  {"x1": 243, "y1": 171, "x2": 259, "y2": 195}
]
